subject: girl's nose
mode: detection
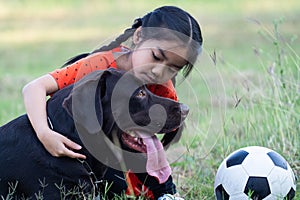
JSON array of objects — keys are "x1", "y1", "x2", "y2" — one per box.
[{"x1": 151, "y1": 64, "x2": 164, "y2": 79}]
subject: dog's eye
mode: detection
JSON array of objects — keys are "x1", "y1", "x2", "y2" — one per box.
[{"x1": 136, "y1": 89, "x2": 146, "y2": 98}]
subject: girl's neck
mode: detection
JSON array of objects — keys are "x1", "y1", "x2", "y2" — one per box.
[{"x1": 113, "y1": 48, "x2": 132, "y2": 71}]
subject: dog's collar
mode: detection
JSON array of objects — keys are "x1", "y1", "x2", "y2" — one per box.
[
  {"x1": 47, "y1": 117, "x2": 54, "y2": 130},
  {"x1": 77, "y1": 158, "x2": 103, "y2": 198}
]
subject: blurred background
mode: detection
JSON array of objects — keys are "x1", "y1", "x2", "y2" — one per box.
[
  {"x1": 0, "y1": 0, "x2": 299, "y2": 120},
  {"x1": 0, "y1": 0, "x2": 299, "y2": 199}
]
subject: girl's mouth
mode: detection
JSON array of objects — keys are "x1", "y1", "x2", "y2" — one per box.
[
  {"x1": 145, "y1": 75, "x2": 157, "y2": 83},
  {"x1": 121, "y1": 131, "x2": 147, "y2": 153}
]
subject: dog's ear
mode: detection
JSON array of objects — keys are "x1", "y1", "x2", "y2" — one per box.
[
  {"x1": 63, "y1": 70, "x2": 110, "y2": 134},
  {"x1": 161, "y1": 125, "x2": 183, "y2": 149}
]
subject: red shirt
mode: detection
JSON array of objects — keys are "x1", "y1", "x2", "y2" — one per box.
[{"x1": 49, "y1": 47, "x2": 178, "y2": 101}]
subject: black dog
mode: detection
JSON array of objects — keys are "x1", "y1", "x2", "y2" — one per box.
[{"x1": 0, "y1": 69, "x2": 188, "y2": 199}]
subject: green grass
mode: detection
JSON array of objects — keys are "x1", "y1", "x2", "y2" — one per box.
[{"x1": 0, "y1": 0, "x2": 299, "y2": 199}]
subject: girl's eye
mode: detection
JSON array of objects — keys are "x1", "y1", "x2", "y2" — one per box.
[
  {"x1": 152, "y1": 51, "x2": 161, "y2": 61},
  {"x1": 137, "y1": 89, "x2": 146, "y2": 98}
]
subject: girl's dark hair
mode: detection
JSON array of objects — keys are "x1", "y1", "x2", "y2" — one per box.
[{"x1": 62, "y1": 6, "x2": 203, "y2": 78}]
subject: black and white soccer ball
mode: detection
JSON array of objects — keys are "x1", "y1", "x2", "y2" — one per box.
[{"x1": 214, "y1": 146, "x2": 296, "y2": 200}]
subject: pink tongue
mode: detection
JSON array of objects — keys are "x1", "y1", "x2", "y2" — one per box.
[{"x1": 140, "y1": 134, "x2": 171, "y2": 184}]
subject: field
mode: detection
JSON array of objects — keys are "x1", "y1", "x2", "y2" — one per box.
[{"x1": 0, "y1": 0, "x2": 299, "y2": 199}]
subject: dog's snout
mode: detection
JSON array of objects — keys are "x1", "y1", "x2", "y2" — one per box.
[{"x1": 180, "y1": 104, "x2": 189, "y2": 118}]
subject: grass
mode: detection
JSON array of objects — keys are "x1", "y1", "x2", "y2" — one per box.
[
  {"x1": 0, "y1": 0, "x2": 299, "y2": 199},
  {"x1": 175, "y1": 18, "x2": 299, "y2": 200}
]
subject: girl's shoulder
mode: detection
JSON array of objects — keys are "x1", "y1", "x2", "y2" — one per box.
[
  {"x1": 49, "y1": 46, "x2": 127, "y2": 89},
  {"x1": 87, "y1": 46, "x2": 129, "y2": 69}
]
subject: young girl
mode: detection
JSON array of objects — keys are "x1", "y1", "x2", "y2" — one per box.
[{"x1": 22, "y1": 5, "x2": 203, "y2": 199}]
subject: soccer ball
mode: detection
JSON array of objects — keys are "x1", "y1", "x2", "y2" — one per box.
[{"x1": 214, "y1": 146, "x2": 296, "y2": 200}]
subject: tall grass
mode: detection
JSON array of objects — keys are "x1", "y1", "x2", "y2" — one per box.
[{"x1": 172, "y1": 19, "x2": 299, "y2": 199}]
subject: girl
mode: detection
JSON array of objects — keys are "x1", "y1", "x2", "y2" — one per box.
[{"x1": 22, "y1": 5, "x2": 203, "y2": 199}]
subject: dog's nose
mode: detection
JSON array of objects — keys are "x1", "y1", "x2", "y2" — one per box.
[{"x1": 180, "y1": 104, "x2": 189, "y2": 118}]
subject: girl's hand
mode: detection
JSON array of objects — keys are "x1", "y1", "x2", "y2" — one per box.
[{"x1": 38, "y1": 128, "x2": 86, "y2": 159}]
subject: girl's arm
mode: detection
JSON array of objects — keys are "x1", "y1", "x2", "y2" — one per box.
[{"x1": 22, "y1": 74, "x2": 86, "y2": 159}]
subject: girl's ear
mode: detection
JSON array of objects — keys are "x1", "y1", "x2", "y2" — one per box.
[{"x1": 132, "y1": 27, "x2": 143, "y2": 45}]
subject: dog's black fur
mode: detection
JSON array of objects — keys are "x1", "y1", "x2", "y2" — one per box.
[{"x1": 0, "y1": 69, "x2": 188, "y2": 199}]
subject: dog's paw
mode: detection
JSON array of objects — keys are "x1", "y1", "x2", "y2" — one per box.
[{"x1": 158, "y1": 194, "x2": 184, "y2": 200}]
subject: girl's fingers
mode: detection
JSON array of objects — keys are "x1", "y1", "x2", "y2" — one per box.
[
  {"x1": 62, "y1": 137, "x2": 86, "y2": 159},
  {"x1": 63, "y1": 137, "x2": 82, "y2": 150},
  {"x1": 41, "y1": 130, "x2": 86, "y2": 159},
  {"x1": 63, "y1": 148, "x2": 87, "y2": 159}
]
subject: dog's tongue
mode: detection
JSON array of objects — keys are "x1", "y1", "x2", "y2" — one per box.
[{"x1": 139, "y1": 133, "x2": 171, "y2": 184}]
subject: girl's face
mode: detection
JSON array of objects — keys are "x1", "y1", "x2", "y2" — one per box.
[{"x1": 130, "y1": 39, "x2": 188, "y2": 84}]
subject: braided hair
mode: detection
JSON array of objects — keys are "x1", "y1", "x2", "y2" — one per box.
[
  {"x1": 62, "y1": 6, "x2": 203, "y2": 78},
  {"x1": 61, "y1": 18, "x2": 142, "y2": 67}
]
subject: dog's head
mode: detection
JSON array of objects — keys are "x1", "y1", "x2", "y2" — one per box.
[{"x1": 63, "y1": 68, "x2": 189, "y2": 182}]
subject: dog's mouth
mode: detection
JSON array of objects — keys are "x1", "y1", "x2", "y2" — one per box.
[
  {"x1": 121, "y1": 130, "x2": 171, "y2": 184},
  {"x1": 121, "y1": 131, "x2": 147, "y2": 153}
]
